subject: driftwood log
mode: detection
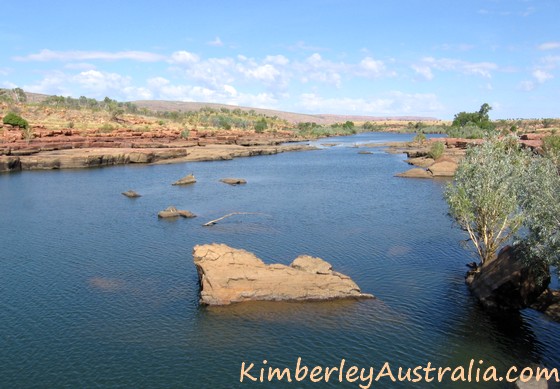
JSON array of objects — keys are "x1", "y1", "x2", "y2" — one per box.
[{"x1": 203, "y1": 212, "x2": 267, "y2": 226}]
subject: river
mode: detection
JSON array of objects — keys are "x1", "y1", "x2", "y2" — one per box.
[{"x1": 0, "y1": 132, "x2": 558, "y2": 388}]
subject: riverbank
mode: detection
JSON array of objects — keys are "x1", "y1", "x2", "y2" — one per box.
[{"x1": 0, "y1": 141, "x2": 315, "y2": 172}]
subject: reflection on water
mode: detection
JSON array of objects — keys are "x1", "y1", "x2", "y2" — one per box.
[{"x1": 0, "y1": 132, "x2": 558, "y2": 388}]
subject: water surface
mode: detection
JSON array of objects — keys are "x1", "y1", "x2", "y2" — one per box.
[{"x1": 1, "y1": 132, "x2": 558, "y2": 388}]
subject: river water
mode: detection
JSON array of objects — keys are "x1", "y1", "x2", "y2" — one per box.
[{"x1": 0, "y1": 132, "x2": 558, "y2": 388}]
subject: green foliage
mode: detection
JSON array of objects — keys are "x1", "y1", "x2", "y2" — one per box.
[
  {"x1": 180, "y1": 129, "x2": 190, "y2": 139},
  {"x1": 518, "y1": 156, "x2": 560, "y2": 270},
  {"x1": 98, "y1": 123, "x2": 114, "y2": 133},
  {"x1": 446, "y1": 135, "x2": 560, "y2": 274},
  {"x1": 2, "y1": 112, "x2": 29, "y2": 129},
  {"x1": 448, "y1": 103, "x2": 495, "y2": 139},
  {"x1": 542, "y1": 118, "x2": 555, "y2": 128},
  {"x1": 428, "y1": 141, "x2": 445, "y2": 160},
  {"x1": 413, "y1": 131, "x2": 426, "y2": 144},
  {"x1": 445, "y1": 136, "x2": 529, "y2": 265},
  {"x1": 542, "y1": 134, "x2": 560, "y2": 166},
  {"x1": 362, "y1": 121, "x2": 377, "y2": 131},
  {"x1": 446, "y1": 124, "x2": 489, "y2": 139},
  {"x1": 254, "y1": 118, "x2": 268, "y2": 133}
]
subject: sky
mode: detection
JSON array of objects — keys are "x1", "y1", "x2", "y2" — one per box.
[{"x1": 1, "y1": 0, "x2": 559, "y2": 120}]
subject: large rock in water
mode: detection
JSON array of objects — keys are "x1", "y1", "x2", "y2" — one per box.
[
  {"x1": 466, "y1": 246, "x2": 549, "y2": 311},
  {"x1": 172, "y1": 174, "x2": 196, "y2": 185},
  {"x1": 193, "y1": 243, "x2": 374, "y2": 305},
  {"x1": 158, "y1": 206, "x2": 196, "y2": 218}
]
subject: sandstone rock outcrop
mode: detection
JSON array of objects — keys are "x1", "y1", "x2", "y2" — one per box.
[
  {"x1": 158, "y1": 206, "x2": 196, "y2": 219},
  {"x1": 219, "y1": 178, "x2": 247, "y2": 185},
  {"x1": 172, "y1": 174, "x2": 196, "y2": 185},
  {"x1": 122, "y1": 190, "x2": 141, "y2": 198},
  {"x1": 466, "y1": 246, "x2": 550, "y2": 311},
  {"x1": 427, "y1": 159, "x2": 458, "y2": 177},
  {"x1": 395, "y1": 168, "x2": 432, "y2": 179},
  {"x1": 193, "y1": 243, "x2": 374, "y2": 305}
]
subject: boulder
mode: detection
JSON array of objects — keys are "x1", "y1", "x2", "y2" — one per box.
[
  {"x1": 172, "y1": 173, "x2": 196, "y2": 185},
  {"x1": 531, "y1": 289, "x2": 560, "y2": 323},
  {"x1": 193, "y1": 243, "x2": 374, "y2": 305},
  {"x1": 219, "y1": 178, "x2": 247, "y2": 185},
  {"x1": 122, "y1": 190, "x2": 141, "y2": 198},
  {"x1": 357, "y1": 151, "x2": 373, "y2": 154},
  {"x1": 466, "y1": 246, "x2": 550, "y2": 311},
  {"x1": 395, "y1": 168, "x2": 432, "y2": 179},
  {"x1": 158, "y1": 206, "x2": 196, "y2": 219}
]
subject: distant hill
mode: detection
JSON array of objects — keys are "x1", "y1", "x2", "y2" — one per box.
[
  {"x1": 131, "y1": 100, "x2": 438, "y2": 125},
  {"x1": 19, "y1": 91, "x2": 437, "y2": 124}
]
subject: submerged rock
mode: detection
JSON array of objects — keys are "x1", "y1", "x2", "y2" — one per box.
[
  {"x1": 122, "y1": 190, "x2": 141, "y2": 198},
  {"x1": 172, "y1": 174, "x2": 196, "y2": 185},
  {"x1": 531, "y1": 289, "x2": 560, "y2": 323},
  {"x1": 158, "y1": 206, "x2": 196, "y2": 219},
  {"x1": 219, "y1": 178, "x2": 247, "y2": 185},
  {"x1": 193, "y1": 243, "x2": 374, "y2": 305},
  {"x1": 466, "y1": 246, "x2": 550, "y2": 311}
]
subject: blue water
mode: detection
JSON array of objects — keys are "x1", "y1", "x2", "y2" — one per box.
[{"x1": 0, "y1": 132, "x2": 558, "y2": 388}]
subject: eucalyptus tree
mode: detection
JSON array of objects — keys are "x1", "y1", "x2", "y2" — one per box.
[{"x1": 445, "y1": 136, "x2": 530, "y2": 265}]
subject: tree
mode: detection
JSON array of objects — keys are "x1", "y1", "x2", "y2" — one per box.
[
  {"x1": 445, "y1": 136, "x2": 529, "y2": 264},
  {"x1": 451, "y1": 103, "x2": 495, "y2": 131},
  {"x1": 518, "y1": 156, "x2": 560, "y2": 270},
  {"x1": 254, "y1": 118, "x2": 267, "y2": 133},
  {"x1": 2, "y1": 112, "x2": 29, "y2": 129}
]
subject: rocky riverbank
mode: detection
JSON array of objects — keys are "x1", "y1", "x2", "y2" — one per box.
[{"x1": 0, "y1": 140, "x2": 314, "y2": 172}]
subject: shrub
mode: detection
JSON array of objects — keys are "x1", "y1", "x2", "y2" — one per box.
[
  {"x1": 2, "y1": 112, "x2": 29, "y2": 129},
  {"x1": 428, "y1": 141, "x2": 445, "y2": 160},
  {"x1": 413, "y1": 131, "x2": 426, "y2": 144},
  {"x1": 254, "y1": 118, "x2": 267, "y2": 133},
  {"x1": 98, "y1": 123, "x2": 114, "y2": 133},
  {"x1": 180, "y1": 129, "x2": 190, "y2": 139}
]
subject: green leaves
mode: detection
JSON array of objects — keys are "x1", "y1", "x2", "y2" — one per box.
[
  {"x1": 445, "y1": 136, "x2": 530, "y2": 264},
  {"x1": 447, "y1": 135, "x2": 560, "y2": 273}
]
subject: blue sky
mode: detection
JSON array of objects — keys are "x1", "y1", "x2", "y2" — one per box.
[{"x1": 1, "y1": 0, "x2": 559, "y2": 119}]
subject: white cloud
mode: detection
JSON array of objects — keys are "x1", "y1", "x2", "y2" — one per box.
[
  {"x1": 420, "y1": 57, "x2": 498, "y2": 78},
  {"x1": 264, "y1": 55, "x2": 289, "y2": 66},
  {"x1": 14, "y1": 49, "x2": 165, "y2": 62},
  {"x1": 298, "y1": 92, "x2": 442, "y2": 115},
  {"x1": 533, "y1": 69, "x2": 553, "y2": 83},
  {"x1": 538, "y1": 42, "x2": 560, "y2": 51},
  {"x1": 411, "y1": 64, "x2": 434, "y2": 80},
  {"x1": 358, "y1": 57, "x2": 392, "y2": 78},
  {"x1": 208, "y1": 37, "x2": 224, "y2": 47},
  {"x1": 64, "y1": 62, "x2": 96, "y2": 70},
  {"x1": 287, "y1": 41, "x2": 326, "y2": 52},
  {"x1": 518, "y1": 80, "x2": 535, "y2": 91},
  {"x1": 168, "y1": 50, "x2": 200, "y2": 64}
]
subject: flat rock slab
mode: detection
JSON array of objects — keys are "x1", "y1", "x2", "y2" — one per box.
[
  {"x1": 193, "y1": 243, "x2": 374, "y2": 305},
  {"x1": 220, "y1": 178, "x2": 247, "y2": 185},
  {"x1": 172, "y1": 174, "x2": 196, "y2": 185},
  {"x1": 395, "y1": 168, "x2": 432, "y2": 179},
  {"x1": 427, "y1": 160, "x2": 457, "y2": 177}
]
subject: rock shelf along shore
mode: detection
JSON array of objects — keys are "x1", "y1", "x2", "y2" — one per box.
[{"x1": 0, "y1": 139, "x2": 314, "y2": 173}]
